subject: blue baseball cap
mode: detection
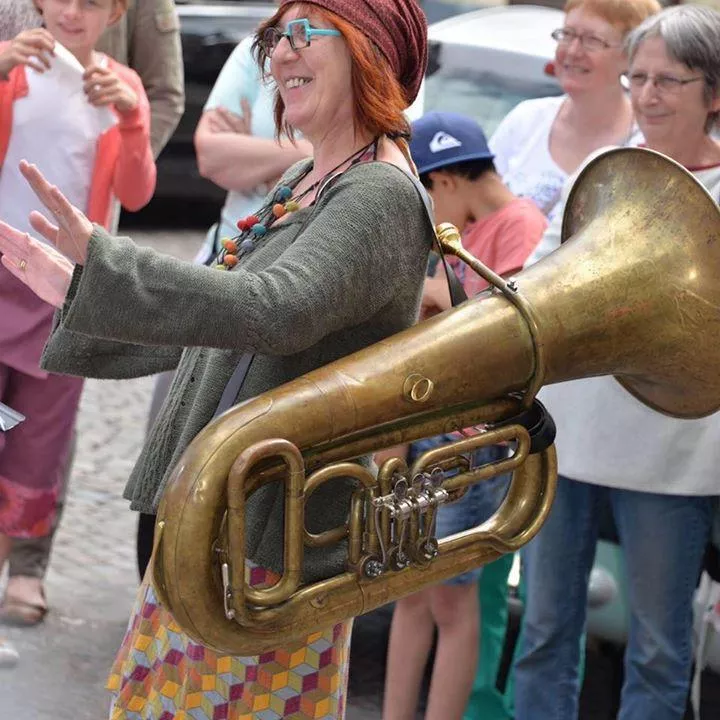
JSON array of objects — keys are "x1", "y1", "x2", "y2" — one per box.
[{"x1": 410, "y1": 111, "x2": 494, "y2": 175}]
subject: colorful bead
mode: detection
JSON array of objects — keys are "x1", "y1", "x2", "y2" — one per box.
[
  {"x1": 272, "y1": 203, "x2": 286, "y2": 218},
  {"x1": 246, "y1": 214, "x2": 260, "y2": 227},
  {"x1": 277, "y1": 185, "x2": 292, "y2": 201},
  {"x1": 285, "y1": 200, "x2": 300, "y2": 213},
  {"x1": 240, "y1": 238, "x2": 255, "y2": 253},
  {"x1": 223, "y1": 254, "x2": 238, "y2": 267},
  {"x1": 236, "y1": 219, "x2": 248, "y2": 231},
  {"x1": 252, "y1": 223, "x2": 267, "y2": 237},
  {"x1": 222, "y1": 238, "x2": 238, "y2": 253},
  {"x1": 215, "y1": 264, "x2": 228, "y2": 271}
]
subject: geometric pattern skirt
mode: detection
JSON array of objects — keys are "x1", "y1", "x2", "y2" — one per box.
[{"x1": 107, "y1": 565, "x2": 352, "y2": 720}]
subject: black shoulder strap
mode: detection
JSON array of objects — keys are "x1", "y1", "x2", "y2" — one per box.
[{"x1": 403, "y1": 171, "x2": 468, "y2": 308}]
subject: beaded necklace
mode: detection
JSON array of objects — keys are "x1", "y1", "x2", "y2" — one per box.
[{"x1": 214, "y1": 137, "x2": 379, "y2": 270}]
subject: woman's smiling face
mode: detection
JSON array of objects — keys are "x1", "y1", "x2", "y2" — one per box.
[
  {"x1": 270, "y1": 6, "x2": 354, "y2": 141},
  {"x1": 554, "y1": 8, "x2": 626, "y2": 96},
  {"x1": 630, "y1": 35, "x2": 719, "y2": 150}
]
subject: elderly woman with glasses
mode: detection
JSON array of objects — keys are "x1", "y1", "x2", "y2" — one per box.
[
  {"x1": 0, "y1": 0, "x2": 434, "y2": 717},
  {"x1": 514, "y1": 6, "x2": 720, "y2": 720},
  {"x1": 490, "y1": 0, "x2": 661, "y2": 222}
]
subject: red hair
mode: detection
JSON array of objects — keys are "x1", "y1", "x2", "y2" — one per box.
[
  {"x1": 564, "y1": 0, "x2": 661, "y2": 35},
  {"x1": 254, "y1": 3, "x2": 410, "y2": 141}
]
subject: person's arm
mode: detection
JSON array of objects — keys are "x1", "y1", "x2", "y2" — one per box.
[
  {"x1": 194, "y1": 39, "x2": 311, "y2": 193},
  {"x1": 109, "y1": 63, "x2": 157, "y2": 211},
  {"x1": 56, "y1": 164, "x2": 431, "y2": 353},
  {"x1": 0, "y1": 30, "x2": 54, "y2": 79},
  {"x1": 195, "y1": 112, "x2": 312, "y2": 193},
  {"x1": 489, "y1": 98, "x2": 552, "y2": 179},
  {"x1": 126, "y1": 0, "x2": 184, "y2": 157},
  {"x1": 42, "y1": 317, "x2": 183, "y2": 380}
]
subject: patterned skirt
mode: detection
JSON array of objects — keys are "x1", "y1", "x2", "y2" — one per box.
[{"x1": 107, "y1": 566, "x2": 352, "y2": 720}]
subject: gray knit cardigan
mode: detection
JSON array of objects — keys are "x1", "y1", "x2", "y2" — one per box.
[{"x1": 41, "y1": 160, "x2": 434, "y2": 579}]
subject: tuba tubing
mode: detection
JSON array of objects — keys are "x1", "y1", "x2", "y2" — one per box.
[{"x1": 154, "y1": 147, "x2": 720, "y2": 654}]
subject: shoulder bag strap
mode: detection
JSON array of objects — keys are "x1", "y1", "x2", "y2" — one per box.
[{"x1": 403, "y1": 171, "x2": 468, "y2": 308}]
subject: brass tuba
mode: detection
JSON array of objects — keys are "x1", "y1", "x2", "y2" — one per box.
[{"x1": 152, "y1": 148, "x2": 720, "y2": 655}]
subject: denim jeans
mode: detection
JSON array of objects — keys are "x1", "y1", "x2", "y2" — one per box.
[{"x1": 514, "y1": 475, "x2": 714, "y2": 720}]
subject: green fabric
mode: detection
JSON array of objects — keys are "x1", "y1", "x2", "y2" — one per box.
[
  {"x1": 42, "y1": 159, "x2": 434, "y2": 580},
  {"x1": 464, "y1": 553, "x2": 514, "y2": 720},
  {"x1": 469, "y1": 563, "x2": 587, "y2": 719}
]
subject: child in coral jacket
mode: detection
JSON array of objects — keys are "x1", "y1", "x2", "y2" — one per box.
[{"x1": 0, "y1": 0, "x2": 155, "y2": 645}]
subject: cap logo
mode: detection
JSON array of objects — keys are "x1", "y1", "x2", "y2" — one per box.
[{"x1": 429, "y1": 131, "x2": 462, "y2": 153}]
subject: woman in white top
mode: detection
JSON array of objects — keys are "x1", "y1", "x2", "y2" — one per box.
[
  {"x1": 514, "y1": 7, "x2": 720, "y2": 719},
  {"x1": 489, "y1": 0, "x2": 660, "y2": 223}
]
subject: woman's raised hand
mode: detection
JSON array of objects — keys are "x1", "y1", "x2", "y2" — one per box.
[
  {"x1": 0, "y1": 220, "x2": 75, "y2": 309},
  {"x1": 19, "y1": 160, "x2": 94, "y2": 265}
]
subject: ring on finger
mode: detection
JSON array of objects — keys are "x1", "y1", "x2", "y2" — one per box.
[{"x1": 18, "y1": 259, "x2": 27, "y2": 271}]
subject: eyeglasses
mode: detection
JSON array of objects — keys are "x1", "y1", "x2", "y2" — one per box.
[
  {"x1": 260, "y1": 18, "x2": 341, "y2": 57},
  {"x1": 551, "y1": 28, "x2": 618, "y2": 52},
  {"x1": 621, "y1": 71, "x2": 706, "y2": 94}
]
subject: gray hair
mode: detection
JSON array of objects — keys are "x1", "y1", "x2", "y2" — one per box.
[{"x1": 626, "y1": 5, "x2": 720, "y2": 131}]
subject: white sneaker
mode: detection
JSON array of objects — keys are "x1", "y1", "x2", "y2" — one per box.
[{"x1": 0, "y1": 638, "x2": 19, "y2": 668}]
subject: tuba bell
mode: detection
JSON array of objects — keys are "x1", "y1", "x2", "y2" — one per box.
[{"x1": 152, "y1": 147, "x2": 720, "y2": 655}]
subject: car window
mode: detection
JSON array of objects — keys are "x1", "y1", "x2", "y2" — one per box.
[{"x1": 424, "y1": 42, "x2": 562, "y2": 136}]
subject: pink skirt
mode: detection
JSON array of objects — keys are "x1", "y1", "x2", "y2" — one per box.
[{"x1": 0, "y1": 363, "x2": 82, "y2": 538}]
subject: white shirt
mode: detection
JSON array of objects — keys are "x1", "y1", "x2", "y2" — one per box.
[
  {"x1": 527, "y1": 151, "x2": 720, "y2": 496},
  {"x1": 0, "y1": 44, "x2": 115, "y2": 376},
  {"x1": 489, "y1": 96, "x2": 568, "y2": 222},
  {"x1": 490, "y1": 95, "x2": 641, "y2": 225},
  {"x1": 0, "y1": 44, "x2": 116, "y2": 236}
]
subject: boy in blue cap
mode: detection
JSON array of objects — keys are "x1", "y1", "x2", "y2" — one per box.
[
  {"x1": 382, "y1": 112, "x2": 547, "y2": 720},
  {"x1": 414, "y1": 111, "x2": 547, "y2": 315}
]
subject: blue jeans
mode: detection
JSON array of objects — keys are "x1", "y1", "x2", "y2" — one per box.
[
  {"x1": 514, "y1": 475, "x2": 715, "y2": 720},
  {"x1": 408, "y1": 435, "x2": 510, "y2": 585}
]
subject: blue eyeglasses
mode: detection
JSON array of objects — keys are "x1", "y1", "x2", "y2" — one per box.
[{"x1": 261, "y1": 18, "x2": 341, "y2": 57}]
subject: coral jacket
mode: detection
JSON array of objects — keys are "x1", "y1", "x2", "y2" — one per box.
[{"x1": 0, "y1": 47, "x2": 156, "y2": 229}]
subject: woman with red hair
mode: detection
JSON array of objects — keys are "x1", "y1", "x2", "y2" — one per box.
[
  {"x1": 0, "y1": 0, "x2": 433, "y2": 716},
  {"x1": 491, "y1": 0, "x2": 661, "y2": 226}
]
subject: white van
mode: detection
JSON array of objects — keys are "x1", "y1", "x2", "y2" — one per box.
[{"x1": 423, "y1": 5, "x2": 563, "y2": 135}]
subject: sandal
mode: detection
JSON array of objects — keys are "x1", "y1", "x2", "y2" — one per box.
[{"x1": 0, "y1": 638, "x2": 19, "y2": 668}]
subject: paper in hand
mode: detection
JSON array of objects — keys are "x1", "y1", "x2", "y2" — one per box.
[
  {"x1": 32, "y1": 41, "x2": 117, "y2": 135},
  {"x1": 0, "y1": 402, "x2": 25, "y2": 432}
]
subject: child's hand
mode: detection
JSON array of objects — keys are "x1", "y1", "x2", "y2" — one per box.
[
  {"x1": 83, "y1": 65, "x2": 138, "y2": 115},
  {"x1": 0, "y1": 29, "x2": 55, "y2": 78}
]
